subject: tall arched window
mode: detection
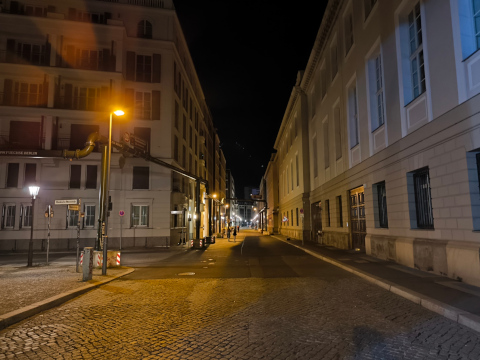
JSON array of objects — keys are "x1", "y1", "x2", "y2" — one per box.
[{"x1": 137, "y1": 20, "x2": 152, "y2": 39}]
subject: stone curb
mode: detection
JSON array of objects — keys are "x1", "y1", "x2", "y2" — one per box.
[
  {"x1": 0, "y1": 267, "x2": 135, "y2": 330},
  {"x1": 271, "y1": 235, "x2": 480, "y2": 334}
]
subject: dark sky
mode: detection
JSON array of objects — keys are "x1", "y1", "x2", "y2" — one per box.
[{"x1": 174, "y1": 1, "x2": 328, "y2": 193}]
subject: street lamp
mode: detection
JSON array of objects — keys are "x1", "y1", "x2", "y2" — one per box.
[
  {"x1": 103, "y1": 109, "x2": 124, "y2": 275},
  {"x1": 27, "y1": 185, "x2": 40, "y2": 267}
]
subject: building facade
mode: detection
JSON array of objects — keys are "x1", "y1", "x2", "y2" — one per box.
[
  {"x1": 0, "y1": 0, "x2": 226, "y2": 250},
  {"x1": 269, "y1": 0, "x2": 480, "y2": 286}
]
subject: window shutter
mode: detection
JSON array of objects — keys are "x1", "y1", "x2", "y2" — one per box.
[
  {"x1": 68, "y1": 8, "x2": 76, "y2": 20},
  {"x1": 19, "y1": 206, "x2": 23, "y2": 229},
  {"x1": 3, "y1": 79, "x2": 13, "y2": 105},
  {"x1": 124, "y1": 89, "x2": 135, "y2": 120},
  {"x1": 65, "y1": 45, "x2": 75, "y2": 67},
  {"x1": 152, "y1": 91, "x2": 161, "y2": 120},
  {"x1": 64, "y1": 83, "x2": 73, "y2": 109},
  {"x1": 104, "y1": 12, "x2": 111, "y2": 23},
  {"x1": 10, "y1": 1, "x2": 19, "y2": 14},
  {"x1": 99, "y1": 86, "x2": 109, "y2": 111},
  {"x1": 6, "y1": 39, "x2": 15, "y2": 62},
  {"x1": 1, "y1": 205, "x2": 4, "y2": 230},
  {"x1": 44, "y1": 36, "x2": 51, "y2": 66},
  {"x1": 152, "y1": 54, "x2": 161, "y2": 83},
  {"x1": 42, "y1": 77, "x2": 49, "y2": 106},
  {"x1": 126, "y1": 51, "x2": 136, "y2": 81},
  {"x1": 101, "y1": 49, "x2": 110, "y2": 71}
]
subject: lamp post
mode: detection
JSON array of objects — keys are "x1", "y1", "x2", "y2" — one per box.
[
  {"x1": 27, "y1": 185, "x2": 40, "y2": 267},
  {"x1": 102, "y1": 109, "x2": 124, "y2": 275}
]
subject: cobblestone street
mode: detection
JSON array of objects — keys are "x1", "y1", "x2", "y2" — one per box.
[{"x1": 2, "y1": 270, "x2": 480, "y2": 359}]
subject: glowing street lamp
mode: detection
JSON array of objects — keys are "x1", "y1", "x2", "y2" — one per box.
[
  {"x1": 27, "y1": 185, "x2": 40, "y2": 267},
  {"x1": 102, "y1": 109, "x2": 125, "y2": 275}
]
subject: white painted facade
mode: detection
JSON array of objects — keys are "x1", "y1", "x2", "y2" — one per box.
[
  {"x1": 271, "y1": 0, "x2": 480, "y2": 286},
  {"x1": 0, "y1": 0, "x2": 226, "y2": 251}
]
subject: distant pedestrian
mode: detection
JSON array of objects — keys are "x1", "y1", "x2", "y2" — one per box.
[
  {"x1": 233, "y1": 227, "x2": 237, "y2": 242},
  {"x1": 237, "y1": 225, "x2": 240, "y2": 233},
  {"x1": 227, "y1": 227, "x2": 231, "y2": 241}
]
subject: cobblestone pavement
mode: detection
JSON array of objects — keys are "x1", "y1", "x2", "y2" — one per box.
[
  {"x1": 2, "y1": 271, "x2": 480, "y2": 359},
  {"x1": 0, "y1": 274, "x2": 480, "y2": 359}
]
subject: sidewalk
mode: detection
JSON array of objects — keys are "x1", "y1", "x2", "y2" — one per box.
[
  {"x1": 270, "y1": 233, "x2": 480, "y2": 333},
  {"x1": 0, "y1": 257, "x2": 134, "y2": 330}
]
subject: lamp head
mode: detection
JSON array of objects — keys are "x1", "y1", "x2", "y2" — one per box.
[
  {"x1": 29, "y1": 185, "x2": 40, "y2": 198},
  {"x1": 113, "y1": 110, "x2": 125, "y2": 116}
]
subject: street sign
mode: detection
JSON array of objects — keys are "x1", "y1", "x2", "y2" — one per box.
[
  {"x1": 68, "y1": 204, "x2": 80, "y2": 211},
  {"x1": 171, "y1": 210, "x2": 183, "y2": 214},
  {"x1": 119, "y1": 210, "x2": 125, "y2": 217},
  {"x1": 300, "y1": 208, "x2": 304, "y2": 214},
  {"x1": 55, "y1": 199, "x2": 78, "y2": 205}
]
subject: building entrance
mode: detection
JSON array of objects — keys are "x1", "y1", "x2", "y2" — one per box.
[
  {"x1": 311, "y1": 201, "x2": 322, "y2": 244},
  {"x1": 350, "y1": 186, "x2": 366, "y2": 251}
]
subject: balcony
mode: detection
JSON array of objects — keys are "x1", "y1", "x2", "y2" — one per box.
[
  {"x1": 55, "y1": 95, "x2": 106, "y2": 112},
  {"x1": 0, "y1": 92, "x2": 47, "y2": 108},
  {"x1": 0, "y1": 49, "x2": 49, "y2": 67},
  {"x1": 0, "y1": 132, "x2": 44, "y2": 150}
]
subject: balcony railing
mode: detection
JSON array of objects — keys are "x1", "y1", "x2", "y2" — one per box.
[
  {"x1": 0, "y1": 50, "x2": 49, "y2": 66},
  {"x1": 55, "y1": 96, "x2": 106, "y2": 112},
  {"x1": 0, "y1": 92, "x2": 47, "y2": 108},
  {"x1": 0, "y1": 132, "x2": 44, "y2": 150}
]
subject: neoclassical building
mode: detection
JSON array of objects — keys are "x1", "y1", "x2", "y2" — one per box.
[
  {"x1": 269, "y1": 0, "x2": 480, "y2": 286},
  {"x1": 0, "y1": 0, "x2": 226, "y2": 250}
]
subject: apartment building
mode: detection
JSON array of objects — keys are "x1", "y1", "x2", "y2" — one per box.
[
  {"x1": 270, "y1": 0, "x2": 480, "y2": 286},
  {"x1": 0, "y1": 0, "x2": 226, "y2": 250}
]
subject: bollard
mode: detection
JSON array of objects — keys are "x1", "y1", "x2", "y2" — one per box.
[{"x1": 83, "y1": 247, "x2": 94, "y2": 281}]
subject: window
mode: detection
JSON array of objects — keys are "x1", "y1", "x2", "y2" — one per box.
[
  {"x1": 132, "y1": 205, "x2": 149, "y2": 226},
  {"x1": 325, "y1": 199, "x2": 330, "y2": 227},
  {"x1": 287, "y1": 166, "x2": 289, "y2": 194},
  {"x1": 136, "y1": 55, "x2": 152, "y2": 82},
  {"x1": 296, "y1": 208, "x2": 299, "y2": 226},
  {"x1": 320, "y1": 66, "x2": 327, "y2": 99},
  {"x1": 364, "y1": 0, "x2": 377, "y2": 19},
  {"x1": 309, "y1": 89, "x2": 316, "y2": 119},
  {"x1": 24, "y1": 163, "x2": 36, "y2": 186},
  {"x1": 133, "y1": 166, "x2": 149, "y2": 189},
  {"x1": 313, "y1": 135, "x2": 318, "y2": 178},
  {"x1": 175, "y1": 101, "x2": 179, "y2": 129},
  {"x1": 337, "y1": 196, "x2": 343, "y2": 227},
  {"x1": 344, "y1": 11, "x2": 354, "y2": 55},
  {"x1": 408, "y1": 3, "x2": 425, "y2": 100},
  {"x1": 3, "y1": 204, "x2": 16, "y2": 229},
  {"x1": 296, "y1": 154, "x2": 299, "y2": 187},
  {"x1": 368, "y1": 54, "x2": 385, "y2": 131},
  {"x1": 334, "y1": 106, "x2": 342, "y2": 160},
  {"x1": 458, "y1": 0, "x2": 480, "y2": 59},
  {"x1": 183, "y1": 115, "x2": 187, "y2": 140},
  {"x1": 182, "y1": 145, "x2": 186, "y2": 168},
  {"x1": 84, "y1": 204, "x2": 95, "y2": 227},
  {"x1": 291, "y1": 209, "x2": 293, "y2": 227},
  {"x1": 348, "y1": 85, "x2": 359, "y2": 148},
  {"x1": 85, "y1": 165, "x2": 97, "y2": 189},
  {"x1": 70, "y1": 124, "x2": 99, "y2": 151},
  {"x1": 7, "y1": 163, "x2": 19, "y2": 188},
  {"x1": 135, "y1": 92, "x2": 151, "y2": 119},
  {"x1": 137, "y1": 20, "x2": 152, "y2": 39},
  {"x1": 331, "y1": 40, "x2": 338, "y2": 79},
  {"x1": 174, "y1": 136, "x2": 179, "y2": 161},
  {"x1": 374, "y1": 181, "x2": 388, "y2": 228},
  {"x1": 408, "y1": 167, "x2": 434, "y2": 229},
  {"x1": 70, "y1": 165, "x2": 81, "y2": 189},
  {"x1": 21, "y1": 204, "x2": 32, "y2": 228},
  {"x1": 67, "y1": 209, "x2": 79, "y2": 228},
  {"x1": 290, "y1": 162, "x2": 293, "y2": 191},
  {"x1": 323, "y1": 119, "x2": 330, "y2": 169}
]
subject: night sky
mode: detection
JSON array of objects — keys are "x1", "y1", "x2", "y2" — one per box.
[{"x1": 174, "y1": 1, "x2": 328, "y2": 193}]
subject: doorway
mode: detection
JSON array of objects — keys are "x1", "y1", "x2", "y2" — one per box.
[
  {"x1": 350, "y1": 186, "x2": 366, "y2": 251},
  {"x1": 311, "y1": 201, "x2": 322, "y2": 244}
]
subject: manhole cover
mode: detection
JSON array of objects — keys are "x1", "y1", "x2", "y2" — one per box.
[{"x1": 177, "y1": 272, "x2": 196, "y2": 276}]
